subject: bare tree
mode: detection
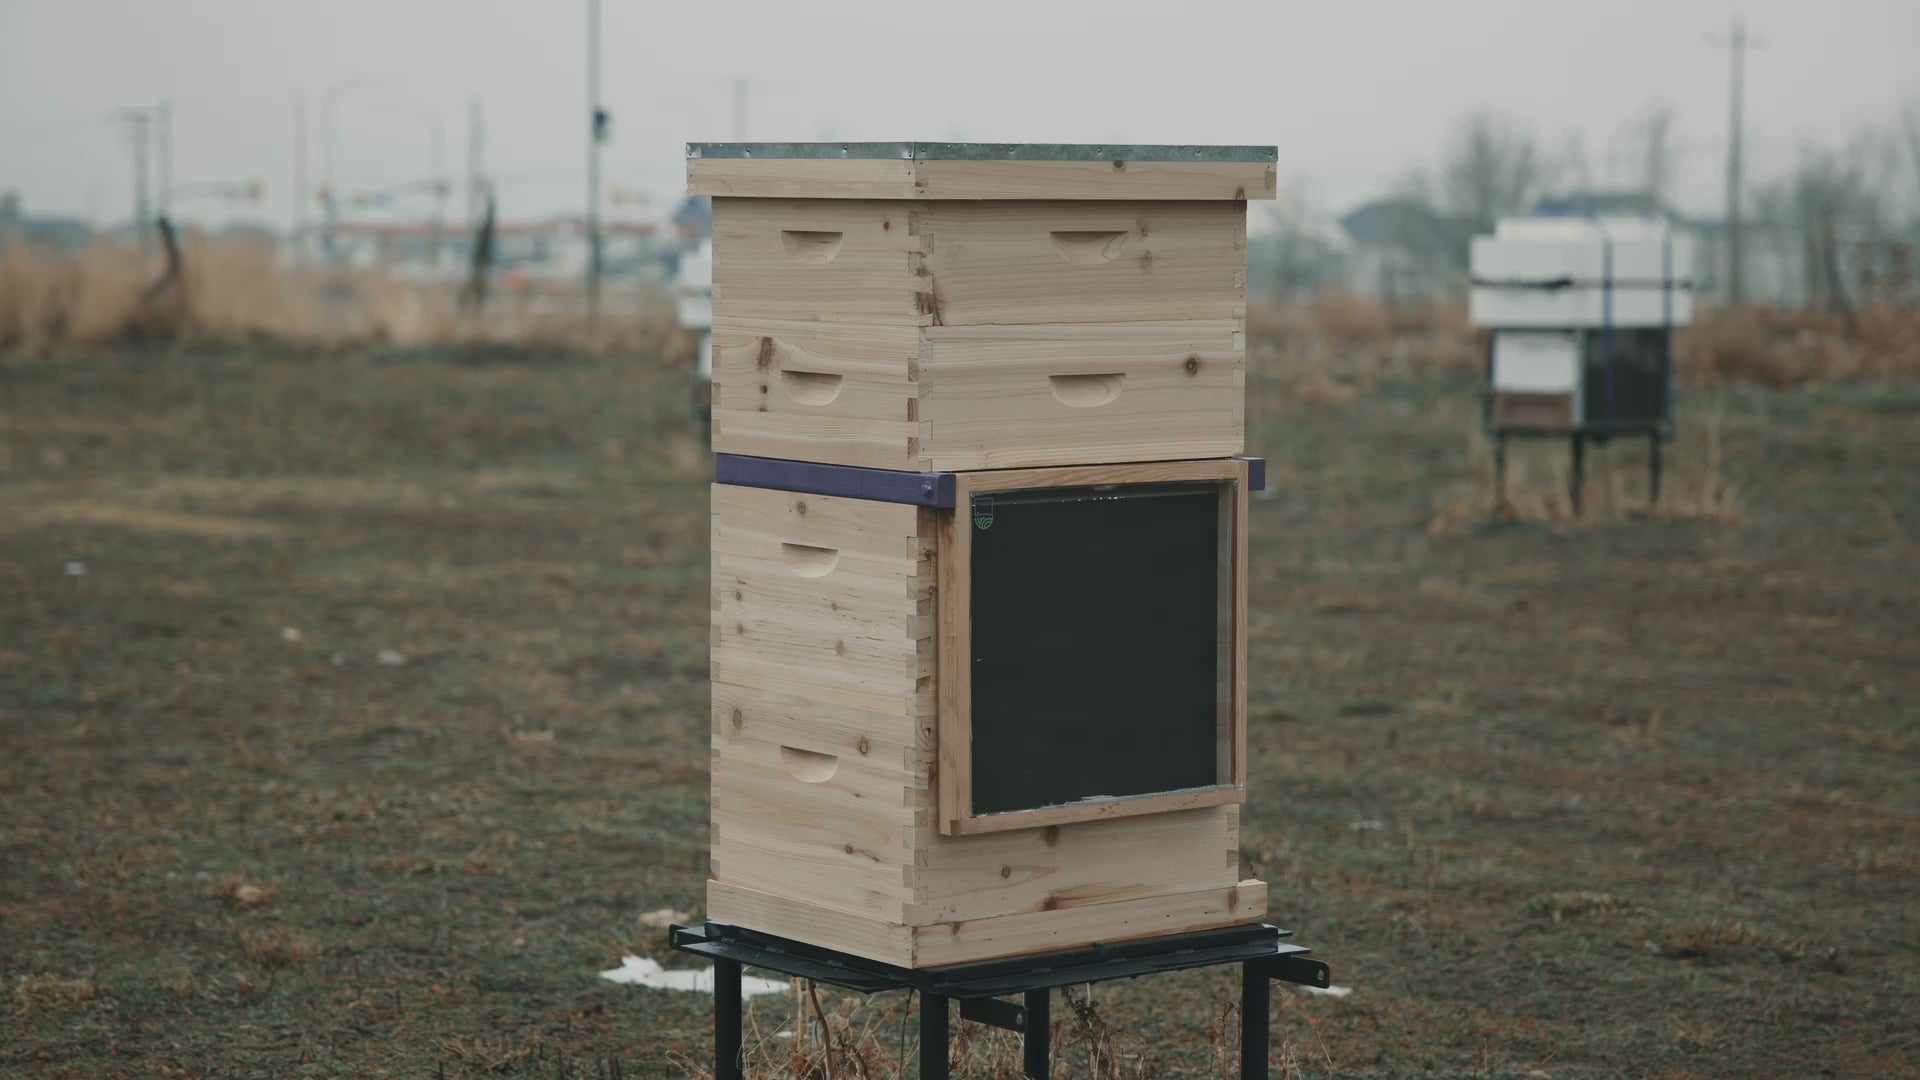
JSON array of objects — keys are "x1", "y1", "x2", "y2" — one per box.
[
  {"x1": 1439, "y1": 110, "x2": 1554, "y2": 232},
  {"x1": 1628, "y1": 103, "x2": 1678, "y2": 206}
]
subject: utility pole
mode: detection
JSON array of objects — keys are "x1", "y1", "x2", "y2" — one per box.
[
  {"x1": 294, "y1": 100, "x2": 310, "y2": 265},
  {"x1": 322, "y1": 75, "x2": 398, "y2": 268},
  {"x1": 586, "y1": 0, "x2": 605, "y2": 328},
  {"x1": 157, "y1": 99, "x2": 173, "y2": 216},
  {"x1": 118, "y1": 108, "x2": 153, "y2": 260},
  {"x1": 377, "y1": 100, "x2": 447, "y2": 270},
  {"x1": 731, "y1": 78, "x2": 749, "y2": 141},
  {"x1": 1709, "y1": 15, "x2": 1763, "y2": 307},
  {"x1": 466, "y1": 97, "x2": 484, "y2": 228}
]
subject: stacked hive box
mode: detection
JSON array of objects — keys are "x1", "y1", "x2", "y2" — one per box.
[{"x1": 695, "y1": 144, "x2": 1277, "y2": 967}]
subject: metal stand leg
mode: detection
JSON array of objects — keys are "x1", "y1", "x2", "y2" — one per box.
[
  {"x1": 1649, "y1": 432, "x2": 1662, "y2": 505},
  {"x1": 1241, "y1": 961, "x2": 1270, "y2": 1080},
  {"x1": 1569, "y1": 434, "x2": 1586, "y2": 516},
  {"x1": 714, "y1": 958, "x2": 742, "y2": 1080},
  {"x1": 1024, "y1": 988, "x2": 1051, "y2": 1079},
  {"x1": 921, "y1": 992, "x2": 950, "y2": 1080},
  {"x1": 1493, "y1": 433, "x2": 1508, "y2": 512}
]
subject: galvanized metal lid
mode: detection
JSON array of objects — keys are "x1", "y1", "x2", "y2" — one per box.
[{"x1": 687, "y1": 142, "x2": 1277, "y2": 162}]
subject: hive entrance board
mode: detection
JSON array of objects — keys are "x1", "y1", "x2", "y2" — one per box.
[
  {"x1": 968, "y1": 482, "x2": 1226, "y2": 814},
  {"x1": 937, "y1": 459, "x2": 1248, "y2": 836}
]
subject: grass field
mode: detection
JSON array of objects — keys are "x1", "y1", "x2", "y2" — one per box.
[{"x1": 2, "y1": 328, "x2": 1917, "y2": 1078}]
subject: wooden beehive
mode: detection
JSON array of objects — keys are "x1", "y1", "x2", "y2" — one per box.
[
  {"x1": 691, "y1": 143, "x2": 1277, "y2": 472},
  {"x1": 696, "y1": 145, "x2": 1274, "y2": 968}
]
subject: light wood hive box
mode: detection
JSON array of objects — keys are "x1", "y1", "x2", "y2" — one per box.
[
  {"x1": 694, "y1": 143, "x2": 1276, "y2": 472},
  {"x1": 695, "y1": 144, "x2": 1276, "y2": 968}
]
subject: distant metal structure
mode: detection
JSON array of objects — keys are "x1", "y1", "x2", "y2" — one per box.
[
  {"x1": 321, "y1": 75, "x2": 399, "y2": 266},
  {"x1": 1471, "y1": 216, "x2": 1696, "y2": 513},
  {"x1": 115, "y1": 107, "x2": 154, "y2": 259},
  {"x1": 585, "y1": 0, "x2": 606, "y2": 327}
]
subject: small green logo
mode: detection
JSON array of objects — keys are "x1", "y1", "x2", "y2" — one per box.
[{"x1": 972, "y1": 497, "x2": 995, "y2": 531}]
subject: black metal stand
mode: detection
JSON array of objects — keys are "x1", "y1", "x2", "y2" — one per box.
[
  {"x1": 1488, "y1": 426, "x2": 1670, "y2": 517},
  {"x1": 670, "y1": 921, "x2": 1329, "y2": 1080}
]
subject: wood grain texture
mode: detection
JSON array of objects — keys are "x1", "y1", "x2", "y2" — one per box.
[
  {"x1": 913, "y1": 159, "x2": 1276, "y2": 201},
  {"x1": 918, "y1": 320, "x2": 1244, "y2": 471},
  {"x1": 912, "y1": 806, "x2": 1242, "y2": 921},
  {"x1": 710, "y1": 731, "x2": 919, "y2": 917},
  {"x1": 910, "y1": 879, "x2": 1269, "y2": 967},
  {"x1": 917, "y1": 202, "x2": 1246, "y2": 326},
  {"x1": 708, "y1": 468, "x2": 1263, "y2": 966},
  {"x1": 934, "y1": 472, "x2": 973, "y2": 835},
  {"x1": 706, "y1": 195, "x2": 1251, "y2": 470},
  {"x1": 690, "y1": 157, "x2": 1275, "y2": 201},
  {"x1": 705, "y1": 880, "x2": 917, "y2": 966},
  {"x1": 690, "y1": 157, "x2": 917, "y2": 199},
  {"x1": 943, "y1": 786, "x2": 1242, "y2": 836},
  {"x1": 711, "y1": 199, "x2": 928, "y2": 325},
  {"x1": 703, "y1": 877, "x2": 1267, "y2": 968}
]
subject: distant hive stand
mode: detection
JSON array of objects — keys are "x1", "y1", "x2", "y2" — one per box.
[
  {"x1": 1470, "y1": 215, "x2": 1695, "y2": 512},
  {"x1": 686, "y1": 143, "x2": 1284, "y2": 976}
]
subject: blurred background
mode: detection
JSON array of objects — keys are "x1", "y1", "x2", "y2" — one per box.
[
  {"x1": 3, "y1": 3, "x2": 1917, "y2": 1078},
  {"x1": 3, "y1": 0, "x2": 1917, "y2": 348}
]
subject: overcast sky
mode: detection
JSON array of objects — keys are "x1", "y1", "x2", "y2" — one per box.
[{"x1": 3, "y1": 0, "x2": 1916, "y2": 232}]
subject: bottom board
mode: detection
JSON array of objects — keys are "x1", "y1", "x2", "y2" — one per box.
[{"x1": 707, "y1": 877, "x2": 1269, "y2": 969}]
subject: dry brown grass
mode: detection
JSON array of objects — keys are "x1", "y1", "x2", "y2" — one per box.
[
  {"x1": 1249, "y1": 294, "x2": 1920, "y2": 402},
  {"x1": 236, "y1": 925, "x2": 315, "y2": 969},
  {"x1": 663, "y1": 982, "x2": 1159, "y2": 1079},
  {"x1": 11, "y1": 974, "x2": 97, "y2": 1013},
  {"x1": 0, "y1": 241, "x2": 688, "y2": 356},
  {"x1": 1679, "y1": 304, "x2": 1920, "y2": 386}
]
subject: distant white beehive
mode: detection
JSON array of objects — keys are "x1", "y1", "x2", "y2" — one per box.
[
  {"x1": 1471, "y1": 217, "x2": 1695, "y2": 329},
  {"x1": 1470, "y1": 216, "x2": 1694, "y2": 434}
]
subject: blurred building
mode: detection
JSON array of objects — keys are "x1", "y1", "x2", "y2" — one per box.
[{"x1": 0, "y1": 191, "x2": 93, "y2": 251}]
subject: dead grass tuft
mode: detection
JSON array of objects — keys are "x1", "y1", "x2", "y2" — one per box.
[
  {"x1": 237, "y1": 925, "x2": 315, "y2": 969},
  {"x1": 0, "y1": 240, "x2": 686, "y2": 357},
  {"x1": 438, "y1": 1034, "x2": 542, "y2": 1074},
  {"x1": 1659, "y1": 919, "x2": 1806, "y2": 964},
  {"x1": 1823, "y1": 723, "x2": 1920, "y2": 754},
  {"x1": 12, "y1": 973, "x2": 97, "y2": 1012},
  {"x1": 1681, "y1": 305, "x2": 1920, "y2": 387},
  {"x1": 1529, "y1": 891, "x2": 1633, "y2": 923}
]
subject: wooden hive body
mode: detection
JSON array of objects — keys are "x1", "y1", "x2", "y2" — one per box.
[
  {"x1": 695, "y1": 146, "x2": 1274, "y2": 968},
  {"x1": 697, "y1": 146, "x2": 1272, "y2": 473}
]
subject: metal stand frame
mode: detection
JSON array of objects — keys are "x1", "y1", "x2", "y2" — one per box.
[
  {"x1": 670, "y1": 921, "x2": 1329, "y2": 1080},
  {"x1": 1491, "y1": 427, "x2": 1666, "y2": 516}
]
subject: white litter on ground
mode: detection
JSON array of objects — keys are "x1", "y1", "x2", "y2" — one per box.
[
  {"x1": 598, "y1": 956, "x2": 788, "y2": 999},
  {"x1": 1298, "y1": 984, "x2": 1354, "y2": 998}
]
